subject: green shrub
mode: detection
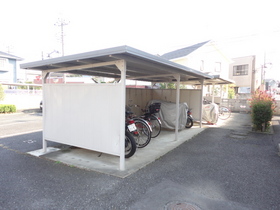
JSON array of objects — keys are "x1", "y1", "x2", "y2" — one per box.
[
  {"x1": 0, "y1": 104, "x2": 17, "y2": 113},
  {"x1": 251, "y1": 101, "x2": 273, "y2": 131},
  {"x1": 249, "y1": 90, "x2": 276, "y2": 131}
]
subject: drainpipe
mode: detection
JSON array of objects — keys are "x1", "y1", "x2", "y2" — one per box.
[
  {"x1": 220, "y1": 84, "x2": 223, "y2": 104},
  {"x1": 251, "y1": 55, "x2": 256, "y2": 92},
  {"x1": 199, "y1": 79, "x2": 205, "y2": 128},
  {"x1": 212, "y1": 83, "x2": 215, "y2": 103}
]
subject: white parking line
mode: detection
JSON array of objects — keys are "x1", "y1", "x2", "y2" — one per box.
[
  {"x1": 0, "y1": 129, "x2": 43, "y2": 139},
  {"x1": 0, "y1": 122, "x2": 26, "y2": 127}
]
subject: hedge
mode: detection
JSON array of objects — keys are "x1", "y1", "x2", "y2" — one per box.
[
  {"x1": 249, "y1": 90, "x2": 276, "y2": 131},
  {"x1": 0, "y1": 104, "x2": 17, "y2": 113}
]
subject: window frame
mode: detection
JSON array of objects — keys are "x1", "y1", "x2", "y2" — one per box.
[{"x1": 233, "y1": 64, "x2": 248, "y2": 76}]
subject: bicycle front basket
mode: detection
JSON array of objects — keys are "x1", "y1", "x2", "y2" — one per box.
[{"x1": 149, "y1": 103, "x2": 161, "y2": 114}]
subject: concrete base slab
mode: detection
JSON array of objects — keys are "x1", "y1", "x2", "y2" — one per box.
[
  {"x1": 27, "y1": 147, "x2": 61, "y2": 157},
  {"x1": 29, "y1": 127, "x2": 205, "y2": 178}
]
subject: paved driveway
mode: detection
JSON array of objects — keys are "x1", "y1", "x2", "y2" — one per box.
[{"x1": 0, "y1": 112, "x2": 280, "y2": 209}]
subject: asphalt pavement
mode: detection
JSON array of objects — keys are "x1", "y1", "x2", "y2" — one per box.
[{"x1": 0, "y1": 112, "x2": 280, "y2": 209}]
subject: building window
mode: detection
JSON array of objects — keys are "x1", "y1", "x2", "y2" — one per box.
[{"x1": 233, "y1": 64, "x2": 248, "y2": 76}]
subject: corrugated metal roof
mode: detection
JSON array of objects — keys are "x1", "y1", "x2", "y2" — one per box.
[
  {"x1": 161, "y1": 41, "x2": 210, "y2": 60},
  {"x1": 20, "y1": 45, "x2": 213, "y2": 83},
  {"x1": 200, "y1": 75, "x2": 235, "y2": 85}
]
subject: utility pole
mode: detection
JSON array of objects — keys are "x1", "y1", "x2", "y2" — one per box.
[
  {"x1": 55, "y1": 18, "x2": 69, "y2": 83},
  {"x1": 55, "y1": 18, "x2": 69, "y2": 56},
  {"x1": 261, "y1": 53, "x2": 272, "y2": 91},
  {"x1": 260, "y1": 52, "x2": 267, "y2": 91}
]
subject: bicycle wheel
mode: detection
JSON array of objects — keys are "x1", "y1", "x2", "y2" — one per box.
[
  {"x1": 125, "y1": 131, "x2": 136, "y2": 158},
  {"x1": 133, "y1": 119, "x2": 151, "y2": 148},
  {"x1": 149, "y1": 115, "x2": 161, "y2": 138},
  {"x1": 218, "y1": 106, "x2": 231, "y2": 120}
]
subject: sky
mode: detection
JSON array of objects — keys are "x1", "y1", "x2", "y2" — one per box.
[{"x1": 1, "y1": 0, "x2": 280, "y2": 78}]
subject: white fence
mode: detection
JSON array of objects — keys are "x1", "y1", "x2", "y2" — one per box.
[
  {"x1": 2, "y1": 88, "x2": 280, "y2": 116},
  {"x1": 4, "y1": 89, "x2": 42, "y2": 95},
  {"x1": 220, "y1": 98, "x2": 280, "y2": 116},
  {"x1": 1, "y1": 89, "x2": 42, "y2": 110}
]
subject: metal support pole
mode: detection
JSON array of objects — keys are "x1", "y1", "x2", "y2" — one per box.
[
  {"x1": 116, "y1": 60, "x2": 126, "y2": 171},
  {"x1": 42, "y1": 72, "x2": 49, "y2": 153},
  {"x1": 225, "y1": 84, "x2": 228, "y2": 98},
  {"x1": 220, "y1": 84, "x2": 223, "y2": 104},
  {"x1": 212, "y1": 83, "x2": 215, "y2": 103},
  {"x1": 174, "y1": 74, "x2": 180, "y2": 141}
]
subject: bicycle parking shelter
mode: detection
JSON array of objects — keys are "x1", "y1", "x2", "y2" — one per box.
[{"x1": 21, "y1": 45, "x2": 227, "y2": 170}]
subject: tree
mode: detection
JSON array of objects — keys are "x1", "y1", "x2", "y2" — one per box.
[{"x1": 159, "y1": 83, "x2": 176, "y2": 89}]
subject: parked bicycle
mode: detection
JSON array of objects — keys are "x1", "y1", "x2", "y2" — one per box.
[
  {"x1": 218, "y1": 106, "x2": 231, "y2": 120},
  {"x1": 203, "y1": 98, "x2": 231, "y2": 120},
  {"x1": 125, "y1": 119, "x2": 137, "y2": 158},
  {"x1": 126, "y1": 108, "x2": 152, "y2": 148},
  {"x1": 141, "y1": 103, "x2": 162, "y2": 138}
]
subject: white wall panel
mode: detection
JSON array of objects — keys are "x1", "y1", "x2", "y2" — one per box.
[
  {"x1": 44, "y1": 83, "x2": 122, "y2": 156},
  {"x1": 126, "y1": 88, "x2": 153, "y2": 116},
  {"x1": 151, "y1": 89, "x2": 201, "y2": 120}
]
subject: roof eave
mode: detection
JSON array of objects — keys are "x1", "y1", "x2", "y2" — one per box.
[{"x1": 20, "y1": 45, "x2": 213, "y2": 81}]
